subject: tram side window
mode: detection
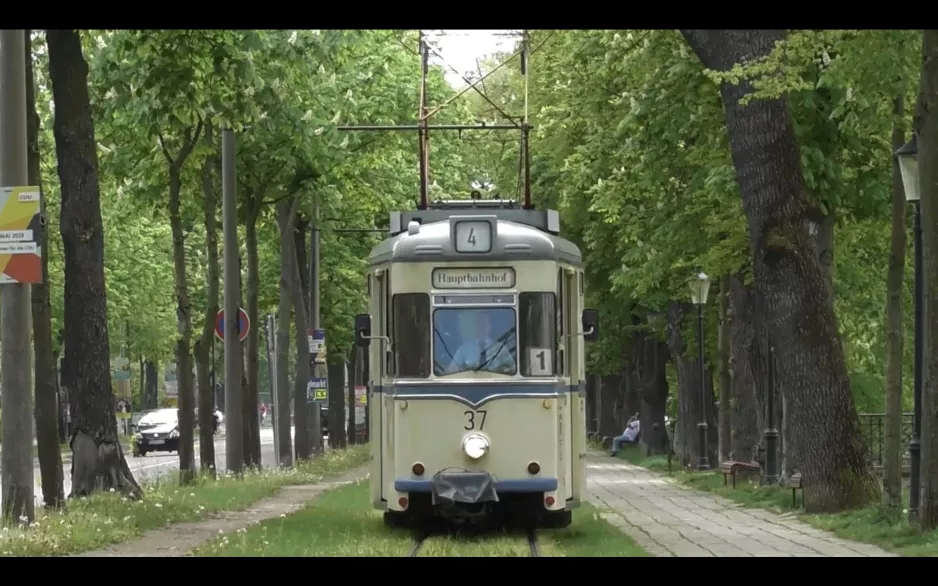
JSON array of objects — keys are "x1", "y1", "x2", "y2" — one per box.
[
  {"x1": 392, "y1": 293, "x2": 431, "y2": 378},
  {"x1": 520, "y1": 293, "x2": 556, "y2": 377}
]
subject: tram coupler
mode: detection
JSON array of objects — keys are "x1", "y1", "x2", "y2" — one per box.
[{"x1": 430, "y1": 471, "x2": 499, "y2": 520}]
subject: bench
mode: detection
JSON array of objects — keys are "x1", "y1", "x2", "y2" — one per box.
[
  {"x1": 720, "y1": 460, "x2": 761, "y2": 489},
  {"x1": 782, "y1": 472, "x2": 803, "y2": 508}
]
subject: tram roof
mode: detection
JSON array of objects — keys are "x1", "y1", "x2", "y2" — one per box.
[{"x1": 368, "y1": 215, "x2": 583, "y2": 267}]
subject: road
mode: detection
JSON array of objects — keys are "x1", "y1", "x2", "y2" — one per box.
[{"x1": 2, "y1": 425, "x2": 302, "y2": 508}]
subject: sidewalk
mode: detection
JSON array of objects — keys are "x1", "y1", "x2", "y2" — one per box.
[{"x1": 585, "y1": 452, "x2": 896, "y2": 557}]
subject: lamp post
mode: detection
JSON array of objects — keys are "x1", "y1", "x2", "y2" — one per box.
[
  {"x1": 764, "y1": 337, "x2": 779, "y2": 485},
  {"x1": 689, "y1": 272, "x2": 711, "y2": 471},
  {"x1": 895, "y1": 135, "x2": 922, "y2": 521}
]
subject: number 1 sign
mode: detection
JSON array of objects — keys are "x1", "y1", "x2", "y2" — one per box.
[{"x1": 528, "y1": 347, "x2": 553, "y2": 376}]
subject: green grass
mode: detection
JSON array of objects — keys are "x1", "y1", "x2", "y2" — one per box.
[
  {"x1": 0, "y1": 444, "x2": 369, "y2": 557},
  {"x1": 613, "y1": 444, "x2": 938, "y2": 556},
  {"x1": 195, "y1": 481, "x2": 648, "y2": 557}
]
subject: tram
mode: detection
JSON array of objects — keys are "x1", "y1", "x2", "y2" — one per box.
[{"x1": 354, "y1": 197, "x2": 598, "y2": 528}]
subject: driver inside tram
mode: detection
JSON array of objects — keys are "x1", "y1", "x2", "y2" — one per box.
[{"x1": 446, "y1": 310, "x2": 515, "y2": 374}]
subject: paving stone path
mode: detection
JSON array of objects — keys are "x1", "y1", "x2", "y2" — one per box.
[{"x1": 586, "y1": 452, "x2": 896, "y2": 557}]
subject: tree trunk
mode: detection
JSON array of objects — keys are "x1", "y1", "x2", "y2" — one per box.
[
  {"x1": 144, "y1": 361, "x2": 159, "y2": 409},
  {"x1": 347, "y1": 348, "x2": 358, "y2": 445},
  {"x1": 727, "y1": 275, "x2": 762, "y2": 462},
  {"x1": 234, "y1": 251, "x2": 257, "y2": 469},
  {"x1": 245, "y1": 202, "x2": 262, "y2": 467},
  {"x1": 46, "y1": 28, "x2": 141, "y2": 499},
  {"x1": 168, "y1": 167, "x2": 196, "y2": 484},
  {"x1": 916, "y1": 29, "x2": 938, "y2": 530},
  {"x1": 194, "y1": 121, "x2": 219, "y2": 478},
  {"x1": 27, "y1": 29, "x2": 65, "y2": 509},
  {"x1": 636, "y1": 322, "x2": 670, "y2": 457},
  {"x1": 586, "y1": 374, "x2": 599, "y2": 434},
  {"x1": 288, "y1": 214, "x2": 311, "y2": 460},
  {"x1": 598, "y1": 374, "x2": 623, "y2": 439},
  {"x1": 328, "y1": 360, "x2": 347, "y2": 448},
  {"x1": 718, "y1": 277, "x2": 732, "y2": 464},
  {"x1": 275, "y1": 227, "x2": 294, "y2": 468},
  {"x1": 682, "y1": 29, "x2": 879, "y2": 512},
  {"x1": 666, "y1": 302, "x2": 718, "y2": 468},
  {"x1": 294, "y1": 216, "x2": 309, "y2": 312},
  {"x1": 277, "y1": 197, "x2": 306, "y2": 462}
]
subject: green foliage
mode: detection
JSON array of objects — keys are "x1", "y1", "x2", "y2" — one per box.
[{"x1": 30, "y1": 28, "x2": 919, "y2": 416}]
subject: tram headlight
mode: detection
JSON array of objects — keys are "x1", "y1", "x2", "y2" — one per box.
[{"x1": 462, "y1": 434, "x2": 489, "y2": 460}]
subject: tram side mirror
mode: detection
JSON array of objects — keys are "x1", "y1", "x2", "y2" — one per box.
[
  {"x1": 582, "y1": 308, "x2": 599, "y2": 342},
  {"x1": 354, "y1": 314, "x2": 372, "y2": 348}
]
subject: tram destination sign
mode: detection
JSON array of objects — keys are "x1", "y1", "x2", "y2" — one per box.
[{"x1": 432, "y1": 267, "x2": 515, "y2": 289}]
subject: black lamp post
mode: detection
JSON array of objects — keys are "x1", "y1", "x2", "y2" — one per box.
[
  {"x1": 895, "y1": 135, "x2": 922, "y2": 521},
  {"x1": 690, "y1": 271, "x2": 711, "y2": 471},
  {"x1": 764, "y1": 338, "x2": 779, "y2": 485}
]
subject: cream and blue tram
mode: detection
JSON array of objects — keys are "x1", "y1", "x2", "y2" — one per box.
[{"x1": 354, "y1": 201, "x2": 599, "y2": 529}]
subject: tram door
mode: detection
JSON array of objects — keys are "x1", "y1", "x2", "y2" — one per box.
[{"x1": 370, "y1": 269, "x2": 388, "y2": 506}]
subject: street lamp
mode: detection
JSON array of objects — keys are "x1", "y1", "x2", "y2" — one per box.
[
  {"x1": 689, "y1": 271, "x2": 711, "y2": 471},
  {"x1": 895, "y1": 134, "x2": 922, "y2": 521}
]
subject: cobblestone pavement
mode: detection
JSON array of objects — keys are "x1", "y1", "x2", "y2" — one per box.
[{"x1": 586, "y1": 452, "x2": 896, "y2": 557}]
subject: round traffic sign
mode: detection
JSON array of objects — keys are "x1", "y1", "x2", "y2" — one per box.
[{"x1": 215, "y1": 308, "x2": 250, "y2": 342}]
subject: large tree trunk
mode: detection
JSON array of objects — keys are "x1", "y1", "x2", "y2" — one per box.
[
  {"x1": 636, "y1": 321, "x2": 670, "y2": 457},
  {"x1": 727, "y1": 275, "x2": 762, "y2": 462},
  {"x1": 245, "y1": 202, "x2": 262, "y2": 467},
  {"x1": 718, "y1": 277, "x2": 732, "y2": 463},
  {"x1": 814, "y1": 212, "x2": 835, "y2": 297},
  {"x1": 666, "y1": 302, "x2": 718, "y2": 469},
  {"x1": 917, "y1": 29, "x2": 938, "y2": 530},
  {"x1": 682, "y1": 29, "x2": 878, "y2": 512},
  {"x1": 883, "y1": 95, "x2": 907, "y2": 508},
  {"x1": 27, "y1": 29, "x2": 64, "y2": 509},
  {"x1": 194, "y1": 121, "x2": 219, "y2": 477},
  {"x1": 46, "y1": 28, "x2": 141, "y2": 499}
]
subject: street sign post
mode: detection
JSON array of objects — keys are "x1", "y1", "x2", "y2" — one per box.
[
  {"x1": 215, "y1": 307, "x2": 250, "y2": 343},
  {"x1": 307, "y1": 377, "x2": 328, "y2": 403},
  {"x1": 307, "y1": 328, "x2": 326, "y2": 365}
]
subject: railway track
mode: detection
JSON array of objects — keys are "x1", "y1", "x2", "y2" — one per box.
[
  {"x1": 526, "y1": 528, "x2": 540, "y2": 557},
  {"x1": 409, "y1": 532, "x2": 429, "y2": 557},
  {"x1": 408, "y1": 528, "x2": 540, "y2": 557}
]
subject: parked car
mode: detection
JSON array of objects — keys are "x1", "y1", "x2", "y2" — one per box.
[{"x1": 132, "y1": 408, "x2": 179, "y2": 456}]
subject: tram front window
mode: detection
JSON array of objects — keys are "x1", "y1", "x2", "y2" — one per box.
[{"x1": 433, "y1": 307, "x2": 517, "y2": 376}]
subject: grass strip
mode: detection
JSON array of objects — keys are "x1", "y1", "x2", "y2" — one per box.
[
  {"x1": 0, "y1": 444, "x2": 369, "y2": 556},
  {"x1": 195, "y1": 480, "x2": 647, "y2": 557}
]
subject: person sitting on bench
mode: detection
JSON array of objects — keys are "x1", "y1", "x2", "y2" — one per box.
[{"x1": 611, "y1": 414, "x2": 640, "y2": 456}]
